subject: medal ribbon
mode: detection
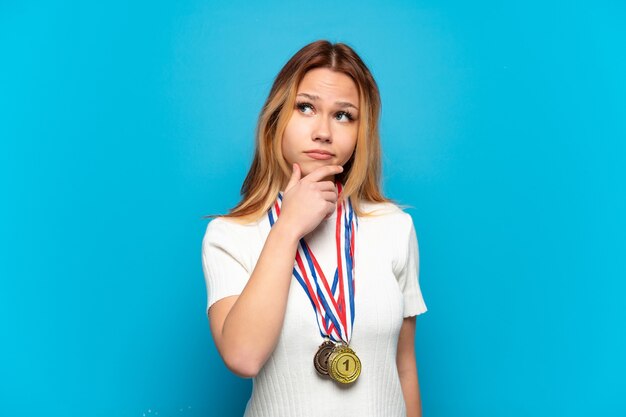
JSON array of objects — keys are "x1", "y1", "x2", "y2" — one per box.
[{"x1": 267, "y1": 181, "x2": 358, "y2": 344}]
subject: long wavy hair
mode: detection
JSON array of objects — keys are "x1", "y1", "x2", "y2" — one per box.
[{"x1": 206, "y1": 40, "x2": 401, "y2": 223}]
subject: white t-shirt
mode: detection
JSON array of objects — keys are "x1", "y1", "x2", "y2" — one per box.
[{"x1": 201, "y1": 200, "x2": 427, "y2": 417}]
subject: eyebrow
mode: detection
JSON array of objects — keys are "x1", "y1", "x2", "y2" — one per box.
[{"x1": 296, "y1": 93, "x2": 359, "y2": 111}]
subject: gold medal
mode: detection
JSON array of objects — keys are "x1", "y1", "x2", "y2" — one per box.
[
  {"x1": 313, "y1": 340, "x2": 335, "y2": 376},
  {"x1": 327, "y1": 344, "x2": 361, "y2": 384}
]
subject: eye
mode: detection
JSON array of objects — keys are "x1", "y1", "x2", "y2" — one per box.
[
  {"x1": 296, "y1": 101, "x2": 314, "y2": 114},
  {"x1": 335, "y1": 111, "x2": 355, "y2": 122}
]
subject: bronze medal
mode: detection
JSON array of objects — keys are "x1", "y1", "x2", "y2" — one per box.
[
  {"x1": 313, "y1": 340, "x2": 335, "y2": 376},
  {"x1": 327, "y1": 344, "x2": 361, "y2": 384}
]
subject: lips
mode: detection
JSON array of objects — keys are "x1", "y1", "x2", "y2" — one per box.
[
  {"x1": 305, "y1": 149, "x2": 334, "y2": 156},
  {"x1": 305, "y1": 149, "x2": 333, "y2": 160}
]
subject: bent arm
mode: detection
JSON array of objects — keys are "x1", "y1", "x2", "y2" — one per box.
[{"x1": 208, "y1": 219, "x2": 300, "y2": 378}]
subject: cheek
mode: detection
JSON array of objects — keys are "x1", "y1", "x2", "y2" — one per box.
[
  {"x1": 282, "y1": 117, "x2": 308, "y2": 147},
  {"x1": 340, "y1": 129, "x2": 358, "y2": 151},
  {"x1": 344, "y1": 145, "x2": 357, "y2": 164},
  {"x1": 281, "y1": 118, "x2": 294, "y2": 144},
  {"x1": 281, "y1": 120, "x2": 300, "y2": 160}
]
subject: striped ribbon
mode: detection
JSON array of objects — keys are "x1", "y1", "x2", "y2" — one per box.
[{"x1": 267, "y1": 181, "x2": 358, "y2": 344}]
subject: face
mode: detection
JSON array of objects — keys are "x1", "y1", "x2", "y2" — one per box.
[{"x1": 281, "y1": 67, "x2": 359, "y2": 185}]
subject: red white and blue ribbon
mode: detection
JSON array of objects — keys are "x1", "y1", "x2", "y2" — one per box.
[{"x1": 267, "y1": 181, "x2": 358, "y2": 344}]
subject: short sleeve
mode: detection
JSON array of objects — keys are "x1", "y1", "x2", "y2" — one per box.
[
  {"x1": 201, "y1": 218, "x2": 251, "y2": 316},
  {"x1": 394, "y1": 215, "x2": 428, "y2": 318}
]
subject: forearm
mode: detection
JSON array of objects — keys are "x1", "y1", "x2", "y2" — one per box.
[
  {"x1": 399, "y1": 367, "x2": 422, "y2": 417},
  {"x1": 221, "y1": 219, "x2": 300, "y2": 374}
]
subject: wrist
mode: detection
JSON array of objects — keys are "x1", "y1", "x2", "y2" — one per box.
[{"x1": 272, "y1": 218, "x2": 302, "y2": 245}]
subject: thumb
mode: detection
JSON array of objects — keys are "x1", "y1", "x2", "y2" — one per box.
[{"x1": 285, "y1": 163, "x2": 301, "y2": 192}]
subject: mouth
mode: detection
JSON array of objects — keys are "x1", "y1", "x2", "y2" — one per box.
[{"x1": 304, "y1": 151, "x2": 334, "y2": 160}]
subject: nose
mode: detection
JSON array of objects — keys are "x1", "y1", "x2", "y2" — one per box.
[{"x1": 312, "y1": 115, "x2": 332, "y2": 143}]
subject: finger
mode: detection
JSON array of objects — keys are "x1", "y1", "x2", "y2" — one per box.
[
  {"x1": 320, "y1": 190, "x2": 339, "y2": 202},
  {"x1": 284, "y1": 163, "x2": 301, "y2": 192},
  {"x1": 315, "y1": 180, "x2": 337, "y2": 192},
  {"x1": 324, "y1": 207, "x2": 336, "y2": 220},
  {"x1": 302, "y1": 165, "x2": 343, "y2": 183}
]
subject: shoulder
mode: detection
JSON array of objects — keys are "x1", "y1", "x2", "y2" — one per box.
[
  {"x1": 203, "y1": 215, "x2": 263, "y2": 245},
  {"x1": 359, "y1": 200, "x2": 416, "y2": 244},
  {"x1": 357, "y1": 200, "x2": 417, "y2": 272},
  {"x1": 359, "y1": 200, "x2": 414, "y2": 229}
]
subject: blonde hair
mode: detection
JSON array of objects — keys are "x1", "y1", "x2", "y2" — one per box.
[{"x1": 206, "y1": 40, "x2": 405, "y2": 224}]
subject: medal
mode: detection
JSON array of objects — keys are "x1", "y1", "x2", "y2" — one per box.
[
  {"x1": 267, "y1": 181, "x2": 360, "y2": 384},
  {"x1": 313, "y1": 340, "x2": 335, "y2": 376},
  {"x1": 328, "y1": 343, "x2": 361, "y2": 384}
]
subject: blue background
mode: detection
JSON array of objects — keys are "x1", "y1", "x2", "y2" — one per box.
[{"x1": 1, "y1": 1, "x2": 625, "y2": 416}]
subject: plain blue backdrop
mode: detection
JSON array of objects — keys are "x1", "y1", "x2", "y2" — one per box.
[{"x1": 1, "y1": 1, "x2": 625, "y2": 416}]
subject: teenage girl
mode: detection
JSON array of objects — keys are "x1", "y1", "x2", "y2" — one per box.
[{"x1": 202, "y1": 40, "x2": 428, "y2": 417}]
